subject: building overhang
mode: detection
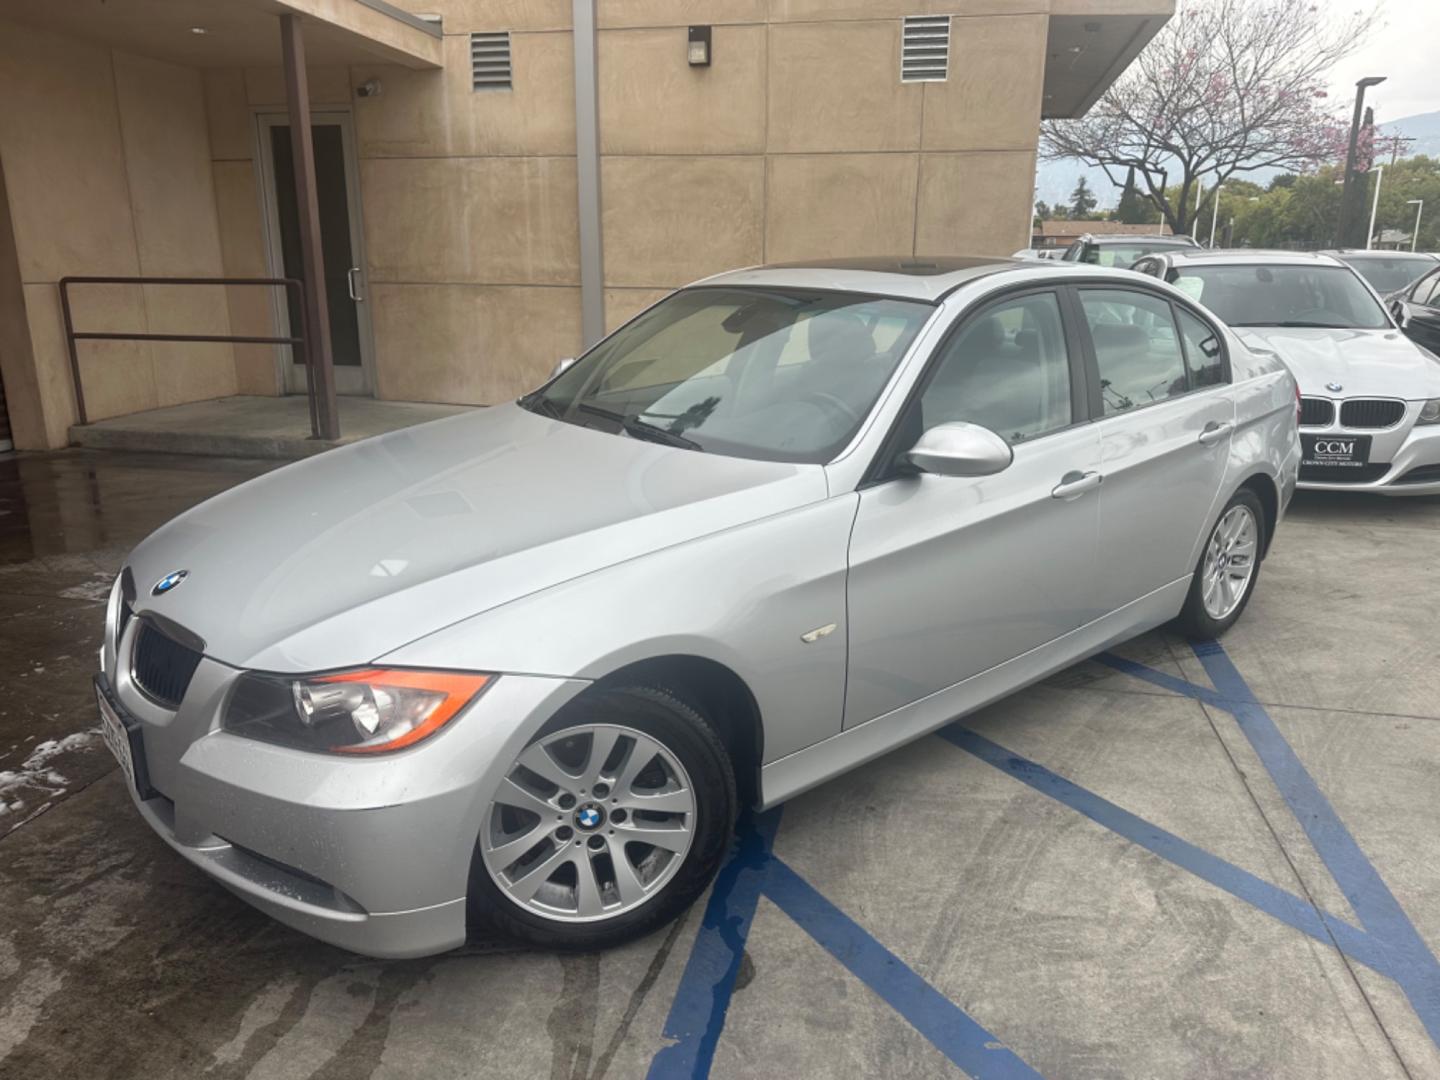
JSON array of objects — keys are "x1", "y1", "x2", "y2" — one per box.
[
  {"x1": 0, "y1": 0, "x2": 442, "y2": 70},
  {"x1": 1042, "y1": 0, "x2": 1175, "y2": 120}
]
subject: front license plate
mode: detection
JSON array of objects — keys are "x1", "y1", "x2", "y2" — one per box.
[
  {"x1": 1302, "y1": 433, "x2": 1372, "y2": 469},
  {"x1": 97, "y1": 684, "x2": 138, "y2": 795}
]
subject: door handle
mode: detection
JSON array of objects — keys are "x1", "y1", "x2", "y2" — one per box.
[
  {"x1": 1051, "y1": 470, "x2": 1103, "y2": 500},
  {"x1": 1198, "y1": 421, "x2": 1234, "y2": 446},
  {"x1": 347, "y1": 266, "x2": 364, "y2": 302}
]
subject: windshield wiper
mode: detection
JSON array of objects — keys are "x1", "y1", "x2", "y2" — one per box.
[
  {"x1": 520, "y1": 392, "x2": 564, "y2": 419},
  {"x1": 574, "y1": 403, "x2": 703, "y2": 451}
]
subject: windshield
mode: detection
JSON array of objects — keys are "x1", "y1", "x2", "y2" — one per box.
[
  {"x1": 1165, "y1": 264, "x2": 1390, "y2": 329},
  {"x1": 521, "y1": 287, "x2": 934, "y2": 464},
  {"x1": 1080, "y1": 240, "x2": 1193, "y2": 268},
  {"x1": 1338, "y1": 254, "x2": 1436, "y2": 295}
]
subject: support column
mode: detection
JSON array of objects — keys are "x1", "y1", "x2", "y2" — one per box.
[
  {"x1": 572, "y1": 0, "x2": 605, "y2": 349},
  {"x1": 280, "y1": 13, "x2": 340, "y2": 440}
]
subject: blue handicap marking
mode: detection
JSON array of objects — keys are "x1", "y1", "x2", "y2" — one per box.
[{"x1": 650, "y1": 639, "x2": 1440, "y2": 1077}]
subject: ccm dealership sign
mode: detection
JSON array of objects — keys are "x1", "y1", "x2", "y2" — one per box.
[{"x1": 1302, "y1": 434, "x2": 1371, "y2": 468}]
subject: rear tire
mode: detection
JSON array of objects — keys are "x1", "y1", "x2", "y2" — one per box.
[
  {"x1": 468, "y1": 684, "x2": 736, "y2": 951},
  {"x1": 1176, "y1": 488, "x2": 1265, "y2": 640}
]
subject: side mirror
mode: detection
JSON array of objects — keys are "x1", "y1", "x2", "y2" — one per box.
[
  {"x1": 905, "y1": 422, "x2": 1013, "y2": 478},
  {"x1": 551, "y1": 356, "x2": 577, "y2": 379}
]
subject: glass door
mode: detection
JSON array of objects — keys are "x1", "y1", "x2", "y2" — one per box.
[{"x1": 257, "y1": 112, "x2": 375, "y2": 395}]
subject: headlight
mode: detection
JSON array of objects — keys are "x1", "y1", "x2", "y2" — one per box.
[
  {"x1": 1418, "y1": 399, "x2": 1440, "y2": 425},
  {"x1": 223, "y1": 668, "x2": 492, "y2": 754}
]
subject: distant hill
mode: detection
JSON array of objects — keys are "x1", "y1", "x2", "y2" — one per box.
[{"x1": 1035, "y1": 109, "x2": 1440, "y2": 212}]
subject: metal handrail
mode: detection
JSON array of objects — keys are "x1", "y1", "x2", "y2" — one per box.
[{"x1": 58, "y1": 275, "x2": 322, "y2": 437}]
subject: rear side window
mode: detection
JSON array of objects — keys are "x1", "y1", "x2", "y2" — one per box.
[
  {"x1": 918, "y1": 292, "x2": 1073, "y2": 443},
  {"x1": 1176, "y1": 308, "x2": 1225, "y2": 387},
  {"x1": 1413, "y1": 269, "x2": 1440, "y2": 307},
  {"x1": 1079, "y1": 289, "x2": 1188, "y2": 415}
]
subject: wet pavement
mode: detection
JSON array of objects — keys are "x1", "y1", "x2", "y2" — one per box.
[{"x1": 2, "y1": 447, "x2": 1440, "y2": 1079}]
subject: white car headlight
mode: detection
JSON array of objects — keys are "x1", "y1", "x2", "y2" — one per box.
[
  {"x1": 1418, "y1": 399, "x2": 1440, "y2": 425},
  {"x1": 223, "y1": 668, "x2": 493, "y2": 754}
]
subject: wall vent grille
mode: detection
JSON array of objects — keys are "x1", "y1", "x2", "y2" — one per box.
[
  {"x1": 901, "y1": 15, "x2": 951, "y2": 83},
  {"x1": 471, "y1": 31, "x2": 512, "y2": 90}
]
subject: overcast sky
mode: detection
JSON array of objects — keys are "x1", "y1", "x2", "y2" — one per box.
[{"x1": 1323, "y1": 0, "x2": 1440, "y2": 122}]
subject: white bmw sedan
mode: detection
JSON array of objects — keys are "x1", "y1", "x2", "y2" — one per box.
[{"x1": 1133, "y1": 250, "x2": 1440, "y2": 494}]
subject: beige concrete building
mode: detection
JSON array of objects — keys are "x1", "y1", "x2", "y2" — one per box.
[{"x1": 0, "y1": 0, "x2": 1171, "y2": 451}]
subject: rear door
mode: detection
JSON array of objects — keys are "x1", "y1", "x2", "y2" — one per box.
[
  {"x1": 843, "y1": 288, "x2": 1101, "y2": 728},
  {"x1": 1074, "y1": 286, "x2": 1234, "y2": 613},
  {"x1": 1397, "y1": 269, "x2": 1440, "y2": 354}
]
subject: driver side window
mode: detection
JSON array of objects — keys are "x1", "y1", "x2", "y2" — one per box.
[{"x1": 916, "y1": 292, "x2": 1073, "y2": 444}]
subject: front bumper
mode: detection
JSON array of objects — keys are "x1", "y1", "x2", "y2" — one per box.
[
  {"x1": 1298, "y1": 408, "x2": 1440, "y2": 496},
  {"x1": 100, "y1": 630, "x2": 586, "y2": 958}
]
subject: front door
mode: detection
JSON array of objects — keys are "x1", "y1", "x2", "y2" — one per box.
[
  {"x1": 257, "y1": 112, "x2": 374, "y2": 395},
  {"x1": 844, "y1": 289, "x2": 1101, "y2": 728}
]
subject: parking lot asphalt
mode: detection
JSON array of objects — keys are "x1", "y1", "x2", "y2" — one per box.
[{"x1": 2, "y1": 448, "x2": 1439, "y2": 1079}]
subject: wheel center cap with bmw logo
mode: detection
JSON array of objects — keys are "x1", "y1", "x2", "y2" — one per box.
[
  {"x1": 152, "y1": 569, "x2": 188, "y2": 596},
  {"x1": 575, "y1": 803, "x2": 605, "y2": 830}
]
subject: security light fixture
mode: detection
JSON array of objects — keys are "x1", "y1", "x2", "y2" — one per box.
[
  {"x1": 189, "y1": 26, "x2": 208, "y2": 35},
  {"x1": 688, "y1": 25, "x2": 711, "y2": 67}
]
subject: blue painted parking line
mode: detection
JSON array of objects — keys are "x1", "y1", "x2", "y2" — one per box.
[
  {"x1": 648, "y1": 809, "x2": 784, "y2": 1080},
  {"x1": 940, "y1": 726, "x2": 1391, "y2": 976},
  {"x1": 764, "y1": 858, "x2": 1046, "y2": 1080},
  {"x1": 1097, "y1": 643, "x2": 1440, "y2": 1047},
  {"x1": 652, "y1": 638, "x2": 1440, "y2": 1075},
  {"x1": 649, "y1": 811, "x2": 1049, "y2": 1078}
]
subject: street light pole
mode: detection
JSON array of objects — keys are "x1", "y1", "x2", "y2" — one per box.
[
  {"x1": 1365, "y1": 165, "x2": 1384, "y2": 250},
  {"x1": 1408, "y1": 199, "x2": 1425, "y2": 252},
  {"x1": 1337, "y1": 76, "x2": 1386, "y2": 248},
  {"x1": 1209, "y1": 184, "x2": 1222, "y2": 248}
]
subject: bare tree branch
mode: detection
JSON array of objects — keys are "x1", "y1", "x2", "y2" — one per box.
[{"x1": 1041, "y1": 0, "x2": 1376, "y2": 235}]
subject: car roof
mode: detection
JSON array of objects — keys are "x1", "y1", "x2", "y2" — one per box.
[
  {"x1": 1082, "y1": 234, "x2": 1196, "y2": 245},
  {"x1": 696, "y1": 256, "x2": 1025, "y2": 302},
  {"x1": 1152, "y1": 249, "x2": 1349, "y2": 269},
  {"x1": 694, "y1": 255, "x2": 1163, "y2": 303},
  {"x1": 1320, "y1": 249, "x2": 1438, "y2": 260}
]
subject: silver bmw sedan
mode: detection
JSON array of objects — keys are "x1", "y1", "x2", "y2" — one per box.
[{"x1": 96, "y1": 257, "x2": 1299, "y2": 958}]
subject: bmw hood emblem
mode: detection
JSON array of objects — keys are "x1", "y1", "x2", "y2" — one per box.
[
  {"x1": 152, "y1": 569, "x2": 189, "y2": 596},
  {"x1": 1326, "y1": 382, "x2": 1343, "y2": 393}
]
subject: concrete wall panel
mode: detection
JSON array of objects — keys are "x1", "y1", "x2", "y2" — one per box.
[
  {"x1": 765, "y1": 153, "x2": 920, "y2": 263},
  {"x1": 915, "y1": 150, "x2": 1037, "y2": 256},
  {"x1": 361, "y1": 156, "x2": 580, "y2": 285},
  {"x1": 767, "y1": 21, "x2": 921, "y2": 153},
  {"x1": 602, "y1": 156, "x2": 764, "y2": 287},
  {"x1": 921, "y1": 15, "x2": 1047, "y2": 151},
  {"x1": 354, "y1": 32, "x2": 576, "y2": 159},
  {"x1": 371, "y1": 283, "x2": 582, "y2": 403},
  {"x1": 598, "y1": 26, "x2": 765, "y2": 155}
]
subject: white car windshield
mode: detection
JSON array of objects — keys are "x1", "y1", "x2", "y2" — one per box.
[
  {"x1": 1167, "y1": 265, "x2": 1390, "y2": 330},
  {"x1": 522, "y1": 287, "x2": 934, "y2": 464}
]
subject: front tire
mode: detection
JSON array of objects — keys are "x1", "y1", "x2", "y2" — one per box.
[
  {"x1": 1176, "y1": 488, "x2": 1265, "y2": 640},
  {"x1": 468, "y1": 684, "x2": 736, "y2": 950}
]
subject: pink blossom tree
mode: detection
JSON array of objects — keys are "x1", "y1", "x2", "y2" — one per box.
[{"x1": 1041, "y1": 0, "x2": 1376, "y2": 236}]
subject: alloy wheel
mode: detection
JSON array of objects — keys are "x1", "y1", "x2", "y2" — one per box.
[
  {"x1": 1201, "y1": 504, "x2": 1258, "y2": 621},
  {"x1": 480, "y1": 723, "x2": 696, "y2": 922}
]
